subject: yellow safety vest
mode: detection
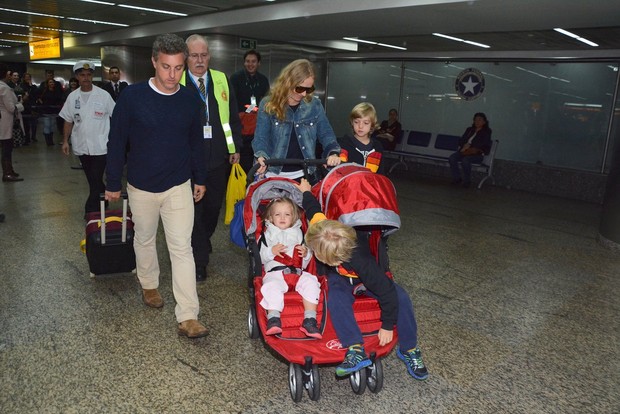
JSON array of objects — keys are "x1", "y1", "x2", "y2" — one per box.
[{"x1": 180, "y1": 69, "x2": 236, "y2": 153}]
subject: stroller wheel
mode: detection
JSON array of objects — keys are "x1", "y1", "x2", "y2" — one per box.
[
  {"x1": 288, "y1": 363, "x2": 303, "y2": 402},
  {"x1": 247, "y1": 305, "x2": 260, "y2": 339},
  {"x1": 306, "y1": 364, "x2": 321, "y2": 401},
  {"x1": 349, "y1": 367, "x2": 367, "y2": 395},
  {"x1": 366, "y1": 358, "x2": 384, "y2": 393}
]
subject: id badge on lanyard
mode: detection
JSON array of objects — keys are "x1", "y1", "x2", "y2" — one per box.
[
  {"x1": 246, "y1": 95, "x2": 257, "y2": 113},
  {"x1": 204, "y1": 124, "x2": 212, "y2": 139}
]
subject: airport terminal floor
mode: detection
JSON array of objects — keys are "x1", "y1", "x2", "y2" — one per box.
[{"x1": 1, "y1": 137, "x2": 619, "y2": 413}]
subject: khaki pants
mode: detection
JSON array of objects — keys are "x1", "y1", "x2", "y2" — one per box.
[{"x1": 128, "y1": 180, "x2": 199, "y2": 323}]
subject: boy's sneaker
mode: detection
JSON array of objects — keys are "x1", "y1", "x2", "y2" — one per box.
[
  {"x1": 265, "y1": 317, "x2": 282, "y2": 335},
  {"x1": 299, "y1": 317, "x2": 322, "y2": 339},
  {"x1": 396, "y1": 346, "x2": 428, "y2": 381},
  {"x1": 335, "y1": 344, "x2": 372, "y2": 377}
]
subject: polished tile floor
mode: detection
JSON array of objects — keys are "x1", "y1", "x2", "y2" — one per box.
[{"x1": 1, "y1": 139, "x2": 619, "y2": 413}]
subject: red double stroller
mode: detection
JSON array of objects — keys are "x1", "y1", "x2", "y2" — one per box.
[{"x1": 242, "y1": 160, "x2": 401, "y2": 402}]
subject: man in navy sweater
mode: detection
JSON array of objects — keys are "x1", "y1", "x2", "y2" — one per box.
[{"x1": 105, "y1": 34, "x2": 209, "y2": 339}]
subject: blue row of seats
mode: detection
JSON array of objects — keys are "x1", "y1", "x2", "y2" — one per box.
[{"x1": 384, "y1": 130, "x2": 499, "y2": 189}]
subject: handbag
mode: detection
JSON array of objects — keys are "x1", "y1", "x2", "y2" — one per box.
[
  {"x1": 229, "y1": 200, "x2": 246, "y2": 248},
  {"x1": 224, "y1": 163, "x2": 247, "y2": 224},
  {"x1": 12, "y1": 115, "x2": 25, "y2": 147},
  {"x1": 460, "y1": 147, "x2": 480, "y2": 156}
]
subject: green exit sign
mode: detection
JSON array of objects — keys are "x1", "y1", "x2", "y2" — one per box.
[{"x1": 240, "y1": 38, "x2": 257, "y2": 49}]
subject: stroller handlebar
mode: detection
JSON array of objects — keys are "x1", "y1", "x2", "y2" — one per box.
[{"x1": 246, "y1": 158, "x2": 327, "y2": 186}]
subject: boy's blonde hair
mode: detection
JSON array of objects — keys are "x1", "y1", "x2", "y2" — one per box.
[
  {"x1": 262, "y1": 197, "x2": 301, "y2": 224},
  {"x1": 349, "y1": 102, "x2": 378, "y2": 132},
  {"x1": 305, "y1": 220, "x2": 357, "y2": 266}
]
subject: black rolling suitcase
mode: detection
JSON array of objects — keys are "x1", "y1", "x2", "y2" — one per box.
[{"x1": 85, "y1": 193, "x2": 136, "y2": 276}]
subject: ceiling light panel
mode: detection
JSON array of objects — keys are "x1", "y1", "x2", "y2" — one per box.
[
  {"x1": 343, "y1": 37, "x2": 406, "y2": 50},
  {"x1": 0, "y1": 1, "x2": 212, "y2": 50},
  {"x1": 433, "y1": 33, "x2": 490, "y2": 49},
  {"x1": 119, "y1": 4, "x2": 188, "y2": 17},
  {"x1": 553, "y1": 28, "x2": 599, "y2": 47}
]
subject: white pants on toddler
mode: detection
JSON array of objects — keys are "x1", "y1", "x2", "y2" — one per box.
[{"x1": 260, "y1": 270, "x2": 320, "y2": 312}]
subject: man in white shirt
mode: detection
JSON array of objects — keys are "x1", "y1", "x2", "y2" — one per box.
[{"x1": 59, "y1": 60, "x2": 115, "y2": 216}]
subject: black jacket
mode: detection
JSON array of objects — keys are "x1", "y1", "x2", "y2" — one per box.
[
  {"x1": 458, "y1": 126, "x2": 492, "y2": 155},
  {"x1": 302, "y1": 191, "x2": 398, "y2": 329},
  {"x1": 229, "y1": 69, "x2": 270, "y2": 113},
  {"x1": 337, "y1": 134, "x2": 385, "y2": 175},
  {"x1": 102, "y1": 81, "x2": 128, "y2": 102}
]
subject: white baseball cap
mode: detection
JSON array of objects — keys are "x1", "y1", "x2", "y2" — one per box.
[{"x1": 73, "y1": 60, "x2": 96, "y2": 73}]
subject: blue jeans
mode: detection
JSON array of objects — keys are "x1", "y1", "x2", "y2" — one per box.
[
  {"x1": 327, "y1": 272, "x2": 419, "y2": 350},
  {"x1": 449, "y1": 151, "x2": 483, "y2": 183},
  {"x1": 42, "y1": 115, "x2": 56, "y2": 134}
]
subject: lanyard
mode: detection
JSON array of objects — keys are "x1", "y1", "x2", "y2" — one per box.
[{"x1": 245, "y1": 73, "x2": 259, "y2": 94}]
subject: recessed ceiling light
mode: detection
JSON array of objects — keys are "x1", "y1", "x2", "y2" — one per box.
[
  {"x1": 433, "y1": 33, "x2": 490, "y2": 48},
  {"x1": 343, "y1": 37, "x2": 406, "y2": 50},
  {"x1": 78, "y1": 0, "x2": 115, "y2": 4},
  {"x1": 553, "y1": 28, "x2": 598, "y2": 47},
  {"x1": 0, "y1": 22, "x2": 88, "y2": 35},
  {"x1": 67, "y1": 17, "x2": 128, "y2": 27},
  {"x1": 377, "y1": 43, "x2": 407, "y2": 51},
  {"x1": 344, "y1": 37, "x2": 377, "y2": 45},
  {"x1": 119, "y1": 4, "x2": 187, "y2": 16},
  {"x1": 0, "y1": 7, "x2": 63, "y2": 19},
  {"x1": 8, "y1": 32, "x2": 51, "y2": 40},
  {"x1": 0, "y1": 38, "x2": 28, "y2": 43}
]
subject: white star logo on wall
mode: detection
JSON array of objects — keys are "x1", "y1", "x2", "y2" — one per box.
[
  {"x1": 461, "y1": 77, "x2": 479, "y2": 94},
  {"x1": 455, "y1": 68, "x2": 485, "y2": 101}
]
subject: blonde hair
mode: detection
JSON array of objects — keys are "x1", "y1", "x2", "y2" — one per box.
[
  {"x1": 262, "y1": 197, "x2": 301, "y2": 224},
  {"x1": 349, "y1": 102, "x2": 378, "y2": 131},
  {"x1": 265, "y1": 59, "x2": 315, "y2": 121},
  {"x1": 305, "y1": 220, "x2": 357, "y2": 265}
]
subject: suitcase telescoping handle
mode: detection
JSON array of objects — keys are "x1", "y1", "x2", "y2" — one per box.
[{"x1": 98, "y1": 192, "x2": 129, "y2": 245}]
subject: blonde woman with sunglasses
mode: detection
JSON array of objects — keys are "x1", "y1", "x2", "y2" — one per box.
[{"x1": 253, "y1": 59, "x2": 340, "y2": 182}]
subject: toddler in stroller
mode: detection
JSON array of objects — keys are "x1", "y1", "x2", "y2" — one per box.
[{"x1": 259, "y1": 196, "x2": 322, "y2": 338}]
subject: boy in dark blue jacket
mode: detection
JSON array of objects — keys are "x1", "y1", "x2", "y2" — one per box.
[{"x1": 296, "y1": 179, "x2": 428, "y2": 380}]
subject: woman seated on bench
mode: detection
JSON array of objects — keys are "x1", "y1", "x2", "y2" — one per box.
[
  {"x1": 448, "y1": 112, "x2": 492, "y2": 188},
  {"x1": 375, "y1": 108, "x2": 402, "y2": 151}
]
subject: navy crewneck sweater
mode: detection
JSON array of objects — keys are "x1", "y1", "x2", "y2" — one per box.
[{"x1": 106, "y1": 81, "x2": 207, "y2": 193}]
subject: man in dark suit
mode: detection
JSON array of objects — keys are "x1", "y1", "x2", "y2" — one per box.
[
  {"x1": 181, "y1": 34, "x2": 242, "y2": 282},
  {"x1": 102, "y1": 66, "x2": 128, "y2": 101}
]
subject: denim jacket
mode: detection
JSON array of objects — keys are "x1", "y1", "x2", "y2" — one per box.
[{"x1": 253, "y1": 96, "x2": 340, "y2": 174}]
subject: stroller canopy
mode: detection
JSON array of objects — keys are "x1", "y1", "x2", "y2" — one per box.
[{"x1": 314, "y1": 164, "x2": 401, "y2": 235}]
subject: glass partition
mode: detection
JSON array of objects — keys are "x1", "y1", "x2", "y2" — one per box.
[
  {"x1": 327, "y1": 60, "x2": 620, "y2": 173},
  {"x1": 326, "y1": 61, "x2": 402, "y2": 139}
]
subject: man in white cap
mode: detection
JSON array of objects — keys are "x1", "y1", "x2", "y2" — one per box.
[{"x1": 59, "y1": 60, "x2": 115, "y2": 216}]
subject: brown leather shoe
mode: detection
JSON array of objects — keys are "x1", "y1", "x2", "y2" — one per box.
[
  {"x1": 178, "y1": 319, "x2": 208, "y2": 338},
  {"x1": 142, "y1": 289, "x2": 163, "y2": 308}
]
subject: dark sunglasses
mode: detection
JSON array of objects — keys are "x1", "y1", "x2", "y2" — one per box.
[{"x1": 294, "y1": 85, "x2": 315, "y2": 94}]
